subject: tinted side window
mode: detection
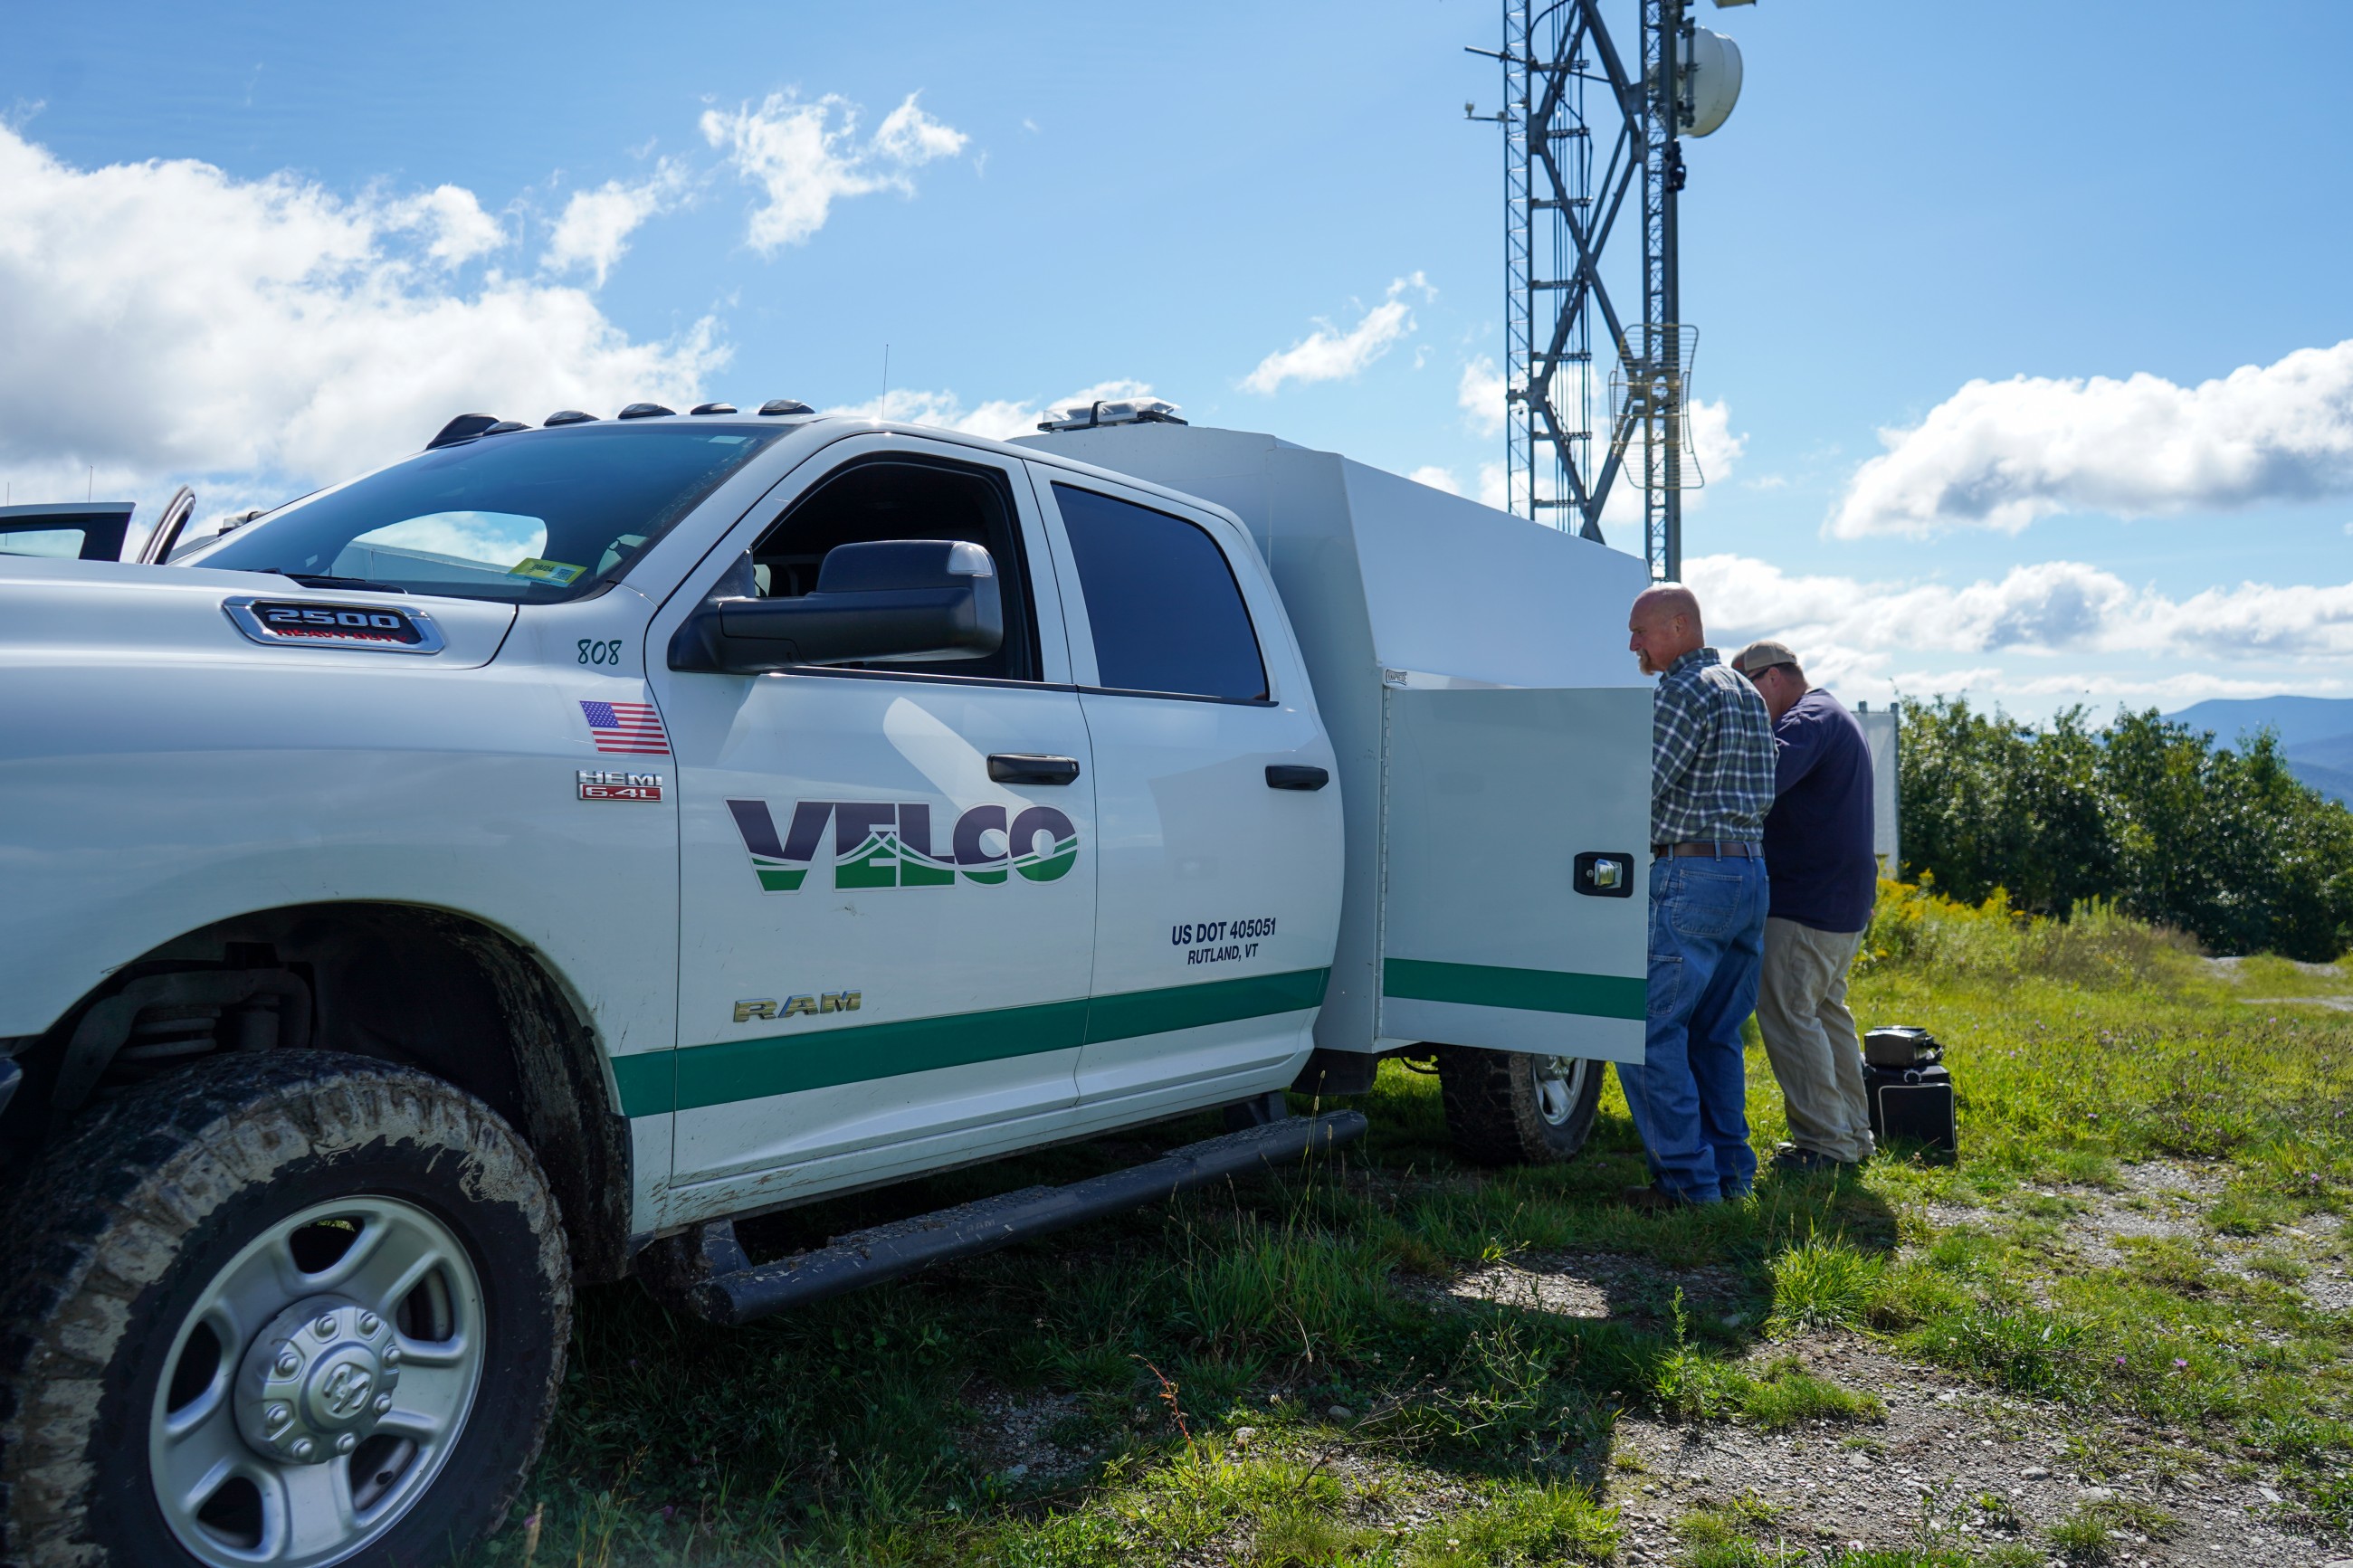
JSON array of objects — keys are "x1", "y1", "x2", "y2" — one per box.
[
  {"x1": 751, "y1": 457, "x2": 1040, "y2": 682},
  {"x1": 1053, "y1": 484, "x2": 1267, "y2": 701}
]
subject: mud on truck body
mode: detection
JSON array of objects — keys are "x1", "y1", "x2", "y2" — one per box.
[{"x1": 0, "y1": 403, "x2": 1650, "y2": 1566}]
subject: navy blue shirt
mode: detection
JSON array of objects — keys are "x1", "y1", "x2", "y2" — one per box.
[{"x1": 1761, "y1": 689, "x2": 1878, "y2": 933}]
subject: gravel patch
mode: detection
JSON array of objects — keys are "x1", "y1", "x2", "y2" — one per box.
[
  {"x1": 2054, "y1": 1161, "x2": 2228, "y2": 1269},
  {"x1": 1911, "y1": 1161, "x2": 2349, "y2": 1316},
  {"x1": 957, "y1": 1386, "x2": 1092, "y2": 1483},
  {"x1": 2203, "y1": 956, "x2": 2350, "y2": 980},
  {"x1": 1605, "y1": 1336, "x2": 2330, "y2": 1567},
  {"x1": 2281, "y1": 1216, "x2": 2353, "y2": 1314},
  {"x1": 2202, "y1": 954, "x2": 2353, "y2": 1012},
  {"x1": 1430, "y1": 1251, "x2": 1749, "y2": 1327}
]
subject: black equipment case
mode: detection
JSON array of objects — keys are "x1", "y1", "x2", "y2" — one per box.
[{"x1": 1862, "y1": 1027, "x2": 1958, "y2": 1163}]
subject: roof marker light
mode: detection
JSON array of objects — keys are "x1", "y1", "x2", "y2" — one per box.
[
  {"x1": 1036, "y1": 397, "x2": 1186, "y2": 432},
  {"x1": 617, "y1": 403, "x2": 677, "y2": 420},
  {"x1": 425, "y1": 413, "x2": 501, "y2": 450},
  {"x1": 481, "y1": 421, "x2": 530, "y2": 436},
  {"x1": 544, "y1": 410, "x2": 599, "y2": 426},
  {"x1": 690, "y1": 402, "x2": 738, "y2": 415},
  {"x1": 757, "y1": 399, "x2": 814, "y2": 416}
]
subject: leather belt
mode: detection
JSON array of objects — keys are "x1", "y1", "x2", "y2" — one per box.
[{"x1": 1652, "y1": 841, "x2": 1760, "y2": 859}]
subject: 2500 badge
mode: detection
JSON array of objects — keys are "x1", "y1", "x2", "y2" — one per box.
[{"x1": 223, "y1": 596, "x2": 444, "y2": 655}]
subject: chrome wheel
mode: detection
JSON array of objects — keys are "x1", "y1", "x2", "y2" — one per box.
[
  {"x1": 147, "y1": 1195, "x2": 485, "y2": 1568},
  {"x1": 1532, "y1": 1055, "x2": 1589, "y2": 1126}
]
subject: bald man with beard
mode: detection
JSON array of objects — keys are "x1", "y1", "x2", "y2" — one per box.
[{"x1": 1619, "y1": 584, "x2": 1778, "y2": 1210}]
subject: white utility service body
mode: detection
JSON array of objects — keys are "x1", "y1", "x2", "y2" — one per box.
[{"x1": 1019, "y1": 423, "x2": 1654, "y2": 1069}]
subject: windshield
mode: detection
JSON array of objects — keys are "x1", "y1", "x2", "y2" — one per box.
[{"x1": 186, "y1": 422, "x2": 789, "y2": 602}]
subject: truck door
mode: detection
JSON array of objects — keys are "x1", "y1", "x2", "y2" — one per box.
[
  {"x1": 1030, "y1": 473, "x2": 1342, "y2": 1120},
  {"x1": 653, "y1": 440, "x2": 1097, "y2": 1218}
]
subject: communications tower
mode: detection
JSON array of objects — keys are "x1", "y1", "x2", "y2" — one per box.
[{"x1": 1472, "y1": 0, "x2": 1745, "y2": 581}]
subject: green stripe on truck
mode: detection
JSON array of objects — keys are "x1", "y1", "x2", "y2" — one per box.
[
  {"x1": 1381, "y1": 958, "x2": 1646, "y2": 1021},
  {"x1": 1083, "y1": 965, "x2": 1330, "y2": 1044},
  {"x1": 615, "y1": 967, "x2": 1333, "y2": 1117}
]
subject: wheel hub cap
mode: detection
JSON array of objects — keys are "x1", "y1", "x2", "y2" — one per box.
[
  {"x1": 236, "y1": 1297, "x2": 402, "y2": 1464},
  {"x1": 1533, "y1": 1056, "x2": 1584, "y2": 1126}
]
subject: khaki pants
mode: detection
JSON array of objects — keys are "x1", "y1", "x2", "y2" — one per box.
[{"x1": 1756, "y1": 917, "x2": 1874, "y2": 1164}]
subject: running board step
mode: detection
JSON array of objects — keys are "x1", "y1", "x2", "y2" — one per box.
[{"x1": 650, "y1": 1109, "x2": 1367, "y2": 1326}]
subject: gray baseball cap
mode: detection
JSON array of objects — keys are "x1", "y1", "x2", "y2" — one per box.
[{"x1": 1733, "y1": 639, "x2": 1800, "y2": 676}]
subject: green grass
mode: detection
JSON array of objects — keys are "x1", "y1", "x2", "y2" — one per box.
[{"x1": 461, "y1": 885, "x2": 2353, "y2": 1564}]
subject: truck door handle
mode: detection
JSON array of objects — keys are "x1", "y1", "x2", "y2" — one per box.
[
  {"x1": 1265, "y1": 765, "x2": 1329, "y2": 791},
  {"x1": 1574, "y1": 851, "x2": 1635, "y2": 897},
  {"x1": 987, "y1": 754, "x2": 1081, "y2": 785}
]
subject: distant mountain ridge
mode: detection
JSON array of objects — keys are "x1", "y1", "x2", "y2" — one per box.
[{"x1": 2165, "y1": 696, "x2": 2353, "y2": 804}]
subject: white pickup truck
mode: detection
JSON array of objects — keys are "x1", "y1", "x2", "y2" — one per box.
[{"x1": 0, "y1": 400, "x2": 1649, "y2": 1568}]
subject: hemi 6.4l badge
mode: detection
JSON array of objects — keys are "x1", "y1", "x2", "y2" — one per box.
[{"x1": 578, "y1": 769, "x2": 664, "y2": 802}]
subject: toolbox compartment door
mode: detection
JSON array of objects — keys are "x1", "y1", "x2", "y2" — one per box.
[{"x1": 1378, "y1": 685, "x2": 1650, "y2": 1064}]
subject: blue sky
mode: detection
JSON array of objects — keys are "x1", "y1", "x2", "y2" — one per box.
[{"x1": 5, "y1": 1, "x2": 2349, "y2": 719}]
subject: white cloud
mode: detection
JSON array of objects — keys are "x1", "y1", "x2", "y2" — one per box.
[
  {"x1": 1686, "y1": 398, "x2": 1747, "y2": 487},
  {"x1": 386, "y1": 185, "x2": 504, "y2": 267},
  {"x1": 1406, "y1": 465, "x2": 1462, "y2": 495},
  {"x1": 1685, "y1": 553, "x2": 2353, "y2": 690},
  {"x1": 700, "y1": 90, "x2": 967, "y2": 254},
  {"x1": 356, "y1": 510, "x2": 546, "y2": 565},
  {"x1": 542, "y1": 162, "x2": 690, "y2": 286},
  {"x1": 0, "y1": 123, "x2": 723, "y2": 503},
  {"x1": 872, "y1": 95, "x2": 967, "y2": 165},
  {"x1": 1242, "y1": 273, "x2": 1430, "y2": 395},
  {"x1": 1834, "y1": 338, "x2": 2353, "y2": 538},
  {"x1": 1459, "y1": 356, "x2": 1505, "y2": 438},
  {"x1": 823, "y1": 379, "x2": 1156, "y2": 443},
  {"x1": 1477, "y1": 461, "x2": 1510, "y2": 512}
]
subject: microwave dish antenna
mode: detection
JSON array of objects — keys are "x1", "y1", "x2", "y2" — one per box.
[{"x1": 1679, "y1": 27, "x2": 1743, "y2": 136}]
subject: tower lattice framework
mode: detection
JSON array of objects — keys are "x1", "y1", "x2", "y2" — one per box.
[{"x1": 1483, "y1": 0, "x2": 1695, "y2": 581}]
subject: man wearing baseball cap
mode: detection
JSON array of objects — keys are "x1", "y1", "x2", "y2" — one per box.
[{"x1": 1730, "y1": 641, "x2": 1880, "y2": 1174}]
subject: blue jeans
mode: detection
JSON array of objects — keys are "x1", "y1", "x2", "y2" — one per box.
[{"x1": 1616, "y1": 855, "x2": 1768, "y2": 1202}]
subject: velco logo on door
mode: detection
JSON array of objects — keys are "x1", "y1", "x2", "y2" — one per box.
[{"x1": 726, "y1": 799, "x2": 1078, "y2": 892}]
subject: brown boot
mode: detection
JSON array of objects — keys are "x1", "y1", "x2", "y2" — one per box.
[{"x1": 1620, "y1": 1182, "x2": 1704, "y2": 1212}]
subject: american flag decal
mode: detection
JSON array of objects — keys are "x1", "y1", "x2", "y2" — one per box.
[{"x1": 579, "y1": 699, "x2": 669, "y2": 755}]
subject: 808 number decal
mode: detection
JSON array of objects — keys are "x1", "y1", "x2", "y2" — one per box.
[{"x1": 577, "y1": 639, "x2": 624, "y2": 666}]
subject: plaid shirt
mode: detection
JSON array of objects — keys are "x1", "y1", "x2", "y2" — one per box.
[{"x1": 1652, "y1": 646, "x2": 1777, "y2": 845}]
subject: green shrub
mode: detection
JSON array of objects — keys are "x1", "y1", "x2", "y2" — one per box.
[
  {"x1": 1768, "y1": 1231, "x2": 1886, "y2": 1333},
  {"x1": 1734, "y1": 1359, "x2": 1883, "y2": 1429},
  {"x1": 2044, "y1": 1506, "x2": 2116, "y2": 1563},
  {"x1": 1859, "y1": 879, "x2": 2198, "y2": 988},
  {"x1": 1896, "y1": 697, "x2": 2353, "y2": 961}
]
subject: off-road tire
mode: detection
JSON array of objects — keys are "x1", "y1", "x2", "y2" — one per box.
[
  {"x1": 0, "y1": 1051, "x2": 570, "y2": 1568},
  {"x1": 1434, "y1": 1046, "x2": 1604, "y2": 1166}
]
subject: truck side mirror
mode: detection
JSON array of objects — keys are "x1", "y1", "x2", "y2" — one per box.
[{"x1": 670, "y1": 539, "x2": 1004, "y2": 673}]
